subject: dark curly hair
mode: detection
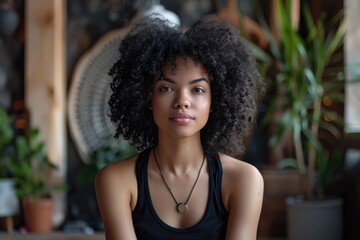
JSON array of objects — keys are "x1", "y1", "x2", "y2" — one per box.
[{"x1": 108, "y1": 15, "x2": 265, "y2": 156}]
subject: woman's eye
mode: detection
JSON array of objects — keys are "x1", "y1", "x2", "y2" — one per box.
[
  {"x1": 160, "y1": 86, "x2": 172, "y2": 92},
  {"x1": 193, "y1": 87, "x2": 205, "y2": 94}
]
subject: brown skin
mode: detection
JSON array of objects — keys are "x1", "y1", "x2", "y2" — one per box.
[{"x1": 96, "y1": 57, "x2": 264, "y2": 240}]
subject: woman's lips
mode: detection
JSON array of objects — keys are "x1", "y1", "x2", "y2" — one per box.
[{"x1": 169, "y1": 113, "x2": 195, "y2": 124}]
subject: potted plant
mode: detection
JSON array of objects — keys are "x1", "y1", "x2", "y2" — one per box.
[
  {"x1": 0, "y1": 106, "x2": 19, "y2": 232},
  {"x1": 8, "y1": 127, "x2": 66, "y2": 233},
  {"x1": 250, "y1": 1, "x2": 348, "y2": 239}
]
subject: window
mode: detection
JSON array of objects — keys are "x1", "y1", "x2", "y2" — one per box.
[{"x1": 345, "y1": 0, "x2": 360, "y2": 133}]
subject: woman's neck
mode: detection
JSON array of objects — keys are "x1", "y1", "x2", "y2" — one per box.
[{"x1": 155, "y1": 135, "x2": 204, "y2": 175}]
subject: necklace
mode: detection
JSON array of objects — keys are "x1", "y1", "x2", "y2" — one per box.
[{"x1": 153, "y1": 148, "x2": 206, "y2": 214}]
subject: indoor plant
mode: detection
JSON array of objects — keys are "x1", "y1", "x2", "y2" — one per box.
[
  {"x1": 256, "y1": 0, "x2": 346, "y2": 198},
  {"x1": 0, "y1": 106, "x2": 14, "y2": 178},
  {"x1": 250, "y1": 1, "x2": 347, "y2": 239},
  {"x1": 8, "y1": 127, "x2": 66, "y2": 233},
  {"x1": 0, "y1": 106, "x2": 19, "y2": 231}
]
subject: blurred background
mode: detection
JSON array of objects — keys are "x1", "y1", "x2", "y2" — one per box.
[{"x1": 0, "y1": 0, "x2": 359, "y2": 239}]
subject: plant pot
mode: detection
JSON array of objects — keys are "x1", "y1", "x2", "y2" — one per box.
[
  {"x1": 286, "y1": 195, "x2": 343, "y2": 240},
  {"x1": 22, "y1": 197, "x2": 54, "y2": 233},
  {"x1": 0, "y1": 178, "x2": 20, "y2": 217}
]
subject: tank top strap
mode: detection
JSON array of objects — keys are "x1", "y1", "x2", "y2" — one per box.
[
  {"x1": 207, "y1": 151, "x2": 227, "y2": 215},
  {"x1": 133, "y1": 148, "x2": 151, "y2": 213}
]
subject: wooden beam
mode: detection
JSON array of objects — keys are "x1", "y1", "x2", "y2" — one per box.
[{"x1": 25, "y1": 0, "x2": 66, "y2": 227}]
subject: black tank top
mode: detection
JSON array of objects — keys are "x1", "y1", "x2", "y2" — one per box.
[{"x1": 132, "y1": 148, "x2": 229, "y2": 240}]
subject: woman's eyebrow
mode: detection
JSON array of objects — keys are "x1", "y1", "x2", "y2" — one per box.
[
  {"x1": 189, "y1": 78, "x2": 209, "y2": 85},
  {"x1": 156, "y1": 76, "x2": 209, "y2": 84},
  {"x1": 155, "y1": 76, "x2": 176, "y2": 83}
]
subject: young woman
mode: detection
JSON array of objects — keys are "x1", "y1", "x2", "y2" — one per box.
[{"x1": 96, "y1": 15, "x2": 266, "y2": 240}]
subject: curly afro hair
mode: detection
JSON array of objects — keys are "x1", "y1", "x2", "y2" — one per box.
[{"x1": 108, "y1": 15, "x2": 265, "y2": 157}]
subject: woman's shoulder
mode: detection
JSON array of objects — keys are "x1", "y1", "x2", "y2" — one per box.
[
  {"x1": 219, "y1": 153, "x2": 263, "y2": 194},
  {"x1": 96, "y1": 153, "x2": 140, "y2": 187},
  {"x1": 219, "y1": 153, "x2": 262, "y2": 179},
  {"x1": 218, "y1": 153, "x2": 264, "y2": 214},
  {"x1": 95, "y1": 153, "x2": 141, "y2": 210}
]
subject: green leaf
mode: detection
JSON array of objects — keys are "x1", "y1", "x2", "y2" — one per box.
[
  {"x1": 304, "y1": 68, "x2": 321, "y2": 97},
  {"x1": 321, "y1": 109, "x2": 344, "y2": 126},
  {"x1": 247, "y1": 40, "x2": 272, "y2": 64},
  {"x1": 302, "y1": 128, "x2": 323, "y2": 152},
  {"x1": 319, "y1": 121, "x2": 342, "y2": 139},
  {"x1": 277, "y1": 158, "x2": 298, "y2": 169}
]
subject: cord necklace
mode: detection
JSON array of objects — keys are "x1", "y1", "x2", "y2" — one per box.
[{"x1": 153, "y1": 148, "x2": 206, "y2": 214}]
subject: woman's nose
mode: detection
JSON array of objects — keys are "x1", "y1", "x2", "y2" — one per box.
[{"x1": 173, "y1": 91, "x2": 191, "y2": 109}]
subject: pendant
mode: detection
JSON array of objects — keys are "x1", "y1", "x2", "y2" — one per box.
[{"x1": 176, "y1": 203, "x2": 188, "y2": 214}]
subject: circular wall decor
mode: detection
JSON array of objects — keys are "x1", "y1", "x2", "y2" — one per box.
[{"x1": 68, "y1": 26, "x2": 131, "y2": 163}]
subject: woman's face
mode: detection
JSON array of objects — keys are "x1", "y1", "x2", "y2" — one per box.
[{"x1": 151, "y1": 57, "x2": 211, "y2": 140}]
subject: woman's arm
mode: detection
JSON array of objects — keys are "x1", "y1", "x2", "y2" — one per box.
[
  {"x1": 95, "y1": 158, "x2": 138, "y2": 240},
  {"x1": 222, "y1": 156, "x2": 264, "y2": 240}
]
